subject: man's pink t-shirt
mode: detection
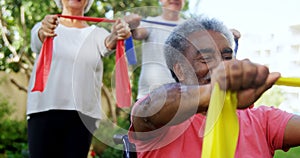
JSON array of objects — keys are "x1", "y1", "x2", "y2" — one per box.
[{"x1": 129, "y1": 105, "x2": 293, "y2": 158}]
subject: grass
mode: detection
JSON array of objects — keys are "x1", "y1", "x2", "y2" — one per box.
[{"x1": 274, "y1": 146, "x2": 300, "y2": 158}]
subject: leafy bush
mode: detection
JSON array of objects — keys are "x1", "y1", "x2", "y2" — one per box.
[
  {"x1": 0, "y1": 94, "x2": 28, "y2": 158},
  {"x1": 92, "y1": 110, "x2": 130, "y2": 157},
  {"x1": 274, "y1": 146, "x2": 300, "y2": 158},
  {"x1": 100, "y1": 147, "x2": 123, "y2": 158}
]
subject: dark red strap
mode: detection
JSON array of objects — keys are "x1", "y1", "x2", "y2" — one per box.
[{"x1": 31, "y1": 15, "x2": 131, "y2": 107}]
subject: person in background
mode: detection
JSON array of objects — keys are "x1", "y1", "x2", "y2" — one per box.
[
  {"x1": 128, "y1": 15, "x2": 300, "y2": 157},
  {"x1": 27, "y1": 0, "x2": 131, "y2": 158},
  {"x1": 126, "y1": 0, "x2": 241, "y2": 101},
  {"x1": 126, "y1": 0, "x2": 186, "y2": 100}
]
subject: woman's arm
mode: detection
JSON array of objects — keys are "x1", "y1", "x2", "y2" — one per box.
[{"x1": 124, "y1": 14, "x2": 149, "y2": 40}]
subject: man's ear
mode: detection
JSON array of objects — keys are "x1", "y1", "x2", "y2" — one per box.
[{"x1": 173, "y1": 63, "x2": 185, "y2": 82}]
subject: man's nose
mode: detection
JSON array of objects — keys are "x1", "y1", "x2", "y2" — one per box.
[{"x1": 209, "y1": 56, "x2": 222, "y2": 70}]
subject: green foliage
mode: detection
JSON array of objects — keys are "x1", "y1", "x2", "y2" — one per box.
[
  {"x1": 0, "y1": 0, "x2": 188, "y2": 157},
  {"x1": 92, "y1": 110, "x2": 130, "y2": 157},
  {"x1": 0, "y1": 96, "x2": 12, "y2": 121},
  {"x1": 0, "y1": 0, "x2": 59, "y2": 74},
  {"x1": 100, "y1": 146, "x2": 123, "y2": 158},
  {"x1": 274, "y1": 146, "x2": 300, "y2": 158},
  {"x1": 0, "y1": 94, "x2": 28, "y2": 157}
]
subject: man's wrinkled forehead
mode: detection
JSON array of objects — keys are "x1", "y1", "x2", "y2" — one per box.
[
  {"x1": 185, "y1": 30, "x2": 216, "y2": 51},
  {"x1": 185, "y1": 30, "x2": 230, "y2": 52}
]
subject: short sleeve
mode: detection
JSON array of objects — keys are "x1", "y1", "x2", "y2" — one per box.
[{"x1": 256, "y1": 106, "x2": 293, "y2": 151}]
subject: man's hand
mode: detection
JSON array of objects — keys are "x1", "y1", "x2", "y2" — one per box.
[{"x1": 211, "y1": 59, "x2": 281, "y2": 108}]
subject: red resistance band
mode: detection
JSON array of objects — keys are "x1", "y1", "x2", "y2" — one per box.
[{"x1": 31, "y1": 15, "x2": 131, "y2": 108}]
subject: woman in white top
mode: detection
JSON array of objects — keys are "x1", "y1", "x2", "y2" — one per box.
[
  {"x1": 126, "y1": 0, "x2": 241, "y2": 100},
  {"x1": 126, "y1": 0, "x2": 186, "y2": 99},
  {"x1": 27, "y1": 0, "x2": 131, "y2": 157}
]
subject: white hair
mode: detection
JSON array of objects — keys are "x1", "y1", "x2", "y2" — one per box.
[{"x1": 54, "y1": 0, "x2": 94, "y2": 13}]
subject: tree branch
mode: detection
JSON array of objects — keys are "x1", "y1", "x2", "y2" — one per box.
[
  {"x1": 10, "y1": 78, "x2": 27, "y2": 93},
  {"x1": 102, "y1": 85, "x2": 117, "y2": 123},
  {"x1": 0, "y1": 9, "x2": 19, "y2": 58}
]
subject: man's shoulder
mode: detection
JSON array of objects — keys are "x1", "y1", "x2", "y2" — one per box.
[{"x1": 237, "y1": 105, "x2": 293, "y2": 124}]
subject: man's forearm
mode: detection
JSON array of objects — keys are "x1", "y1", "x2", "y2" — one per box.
[{"x1": 132, "y1": 83, "x2": 211, "y2": 133}]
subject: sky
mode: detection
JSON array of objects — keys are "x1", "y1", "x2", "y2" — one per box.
[{"x1": 188, "y1": 0, "x2": 300, "y2": 34}]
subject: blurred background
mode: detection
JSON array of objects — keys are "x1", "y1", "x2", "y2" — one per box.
[{"x1": 0, "y1": 0, "x2": 299, "y2": 157}]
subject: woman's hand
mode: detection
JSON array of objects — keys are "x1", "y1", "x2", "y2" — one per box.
[
  {"x1": 38, "y1": 15, "x2": 59, "y2": 42},
  {"x1": 111, "y1": 19, "x2": 131, "y2": 40},
  {"x1": 124, "y1": 14, "x2": 142, "y2": 30},
  {"x1": 105, "y1": 19, "x2": 131, "y2": 50}
]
